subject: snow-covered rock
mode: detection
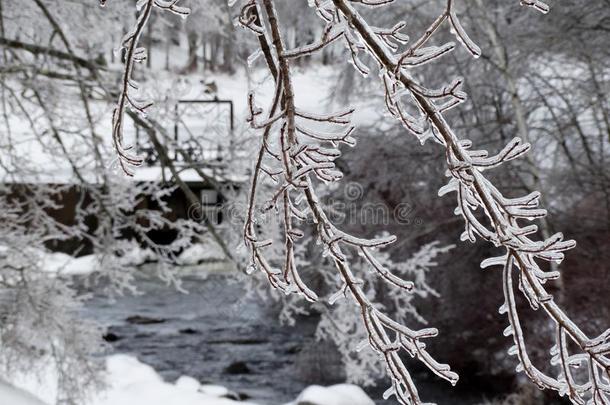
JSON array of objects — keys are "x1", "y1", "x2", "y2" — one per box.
[
  {"x1": 90, "y1": 355, "x2": 255, "y2": 405},
  {"x1": 177, "y1": 242, "x2": 226, "y2": 265},
  {"x1": 41, "y1": 252, "x2": 99, "y2": 275},
  {"x1": 288, "y1": 384, "x2": 375, "y2": 405},
  {"x1": 175, "y1": 376, "x2": 201, "y2": 392},
  {"x1": 119, "y1": 246, "x2": 157, "y2": 267}
]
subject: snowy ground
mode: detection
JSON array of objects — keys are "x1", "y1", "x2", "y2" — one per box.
[
  {"x1": 1, "y1": 354, "x2": 374, "y2": 405},
  {"x1": 31, "y1": 241, "x2": 225, "y2": 277},
  {"x1": 0, "y1": 62, "x2": 385, "y2": 185}
]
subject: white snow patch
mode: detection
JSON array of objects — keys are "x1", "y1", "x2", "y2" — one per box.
[
  {"x1": 0, "y1": 379, "x2": 48, "y2": 405},
  {"x1": 287, "y1": 384, "x2": 375, "y2": 405},
  {"x1": 177, "y1": 242, "x2": 226, "y2": 265},
  {"x1": 90, "y1": 355, "x2": 255, "y2": 405}
]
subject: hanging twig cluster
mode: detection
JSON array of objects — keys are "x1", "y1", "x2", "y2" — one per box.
[
  {"x1": 237, "y1": 1, "x2": 458, "y2": 403},
  {"x1": 304, "y1": 0, "x2": 608, "y2": 404},
  {"x1": 106, "y1": 0, "x2": 610, "y2": 404},
  {"x1": 109, "y1": 0, "x2": 189, "y2": 175}
]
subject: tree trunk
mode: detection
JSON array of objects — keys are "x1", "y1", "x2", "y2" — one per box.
[
  {"x1": 183, "y1": 30, "x2": 198, "y2": 73},
  {"x1": 209, "y1": 34, "x2": 220, "y2": 71},
  {"x1": 221, "y1": 36, "x2": 235, "y2": 74},
  {"x1": 220, "y1": 1, "x2": 236, "y2": 74},
  {"x1": 201, "y1": 37, "x2": 207, "y2": 71},
  {"x1": 474, "y1": 0, "x2": 563, "y2": 298},
  {"x1": 164, "y1": 32, "x2": 170, "y2": 70}
]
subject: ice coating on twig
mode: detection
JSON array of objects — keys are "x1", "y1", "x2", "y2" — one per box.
[
  {"x1": 108, "y1": 0, "x2": 190, "y2": 176},
  {"x1": 235, "y1": 1, "x2": 459, "y2": 404},
  {"x1": 313, "y1": 0, "x2": 609, "y2": 404}
]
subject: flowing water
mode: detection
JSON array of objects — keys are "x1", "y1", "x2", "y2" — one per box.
[
  {"x1": 81, "y1": 264, "x2": 547, "y2": 405},
  {"x1": 83, "y1": 264, "x2": 315, "y2": 403}
]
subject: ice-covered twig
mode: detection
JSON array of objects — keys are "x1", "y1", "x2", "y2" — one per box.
[
  {"x1": 107, "y1": 0, "x2": 189, "y2": 176},
  {"x1": 520, "y1": 0, "x2": 550, "y2": 14}
]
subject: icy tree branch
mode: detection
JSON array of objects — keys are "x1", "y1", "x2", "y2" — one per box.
[
  {"x1": 102, "y1": 0, "x2": 608, "y2": 404},
  {"x1": 236, "y1": 1, "x2": 458, "y2": 404},
  {"x1": 107, "y1": 0, "x2": 189, "y2": 176},
  {"x1": 318, "y1": 0, "x2": 609, "y2": 403}
]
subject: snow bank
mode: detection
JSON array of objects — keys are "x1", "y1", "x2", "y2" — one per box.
[
  {"x1": 287, "y1": 384, "x2": 375, "y2": 405},
  {"x1": 177, "y1": 242, "x2": 226, "y2": 265},
  {"x1": 0, "y1": 379, "x2": 48, "y2": 405},
  {"x1": 1, "y1": 354, "x2": 376, "y2": 405},
  {"x1": 0, "y1": 354, "x2": 250, "y2": 405},
  {"x1": 90, "y1": 355, "x2": 254, "y2": 405}
]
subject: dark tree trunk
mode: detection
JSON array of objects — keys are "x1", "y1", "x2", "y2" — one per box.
[
  {"x1": 183, "y1": 31, "x2": 198, "y2": 73},
  {"x1": 221, "y1": 37, "x2": 234, "y2": 74},
  {"x1": 209, "y1": 34, "x2": 221, "y2": 71},
  {"x1": 146, "y1": 13, "x2": 153, "y2": 68},
  {"x1": 220, "y1": 1, "x2": 236, "y2": 74}
]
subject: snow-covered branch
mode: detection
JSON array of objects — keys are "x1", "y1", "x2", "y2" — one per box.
[
  {"x1": 98, "y1": 0, "x2": 608, "y2": 403},
  {"x1": 315, "y1": 0, "x2": 609, "y2": 403},
  {"x1": 236, "y1": 1, "x2": 458, "y2": 403}
]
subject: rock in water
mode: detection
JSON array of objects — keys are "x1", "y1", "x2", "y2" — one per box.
[
  {"x1": 223, "y1": 361, "x2": 251, "y2": 375},
  {"x1": 125, "y1": 315, "x2": 166, "y2": 325}
]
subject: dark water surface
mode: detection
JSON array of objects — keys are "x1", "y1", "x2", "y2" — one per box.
[
  {"x1": 81, "y1": 264, "x2": 550, "y2": 405},
  {"x1": 83, "y1": 265, "x2": 316, "y2": 403}
]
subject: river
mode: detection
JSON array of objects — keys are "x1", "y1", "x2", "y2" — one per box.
[{"x1": 81, "y1": 264, "x2": 564, "y2": 405}]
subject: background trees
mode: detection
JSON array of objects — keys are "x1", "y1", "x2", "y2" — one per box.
[{"x1": 0, "y1": 0, "x2": 608, "y2": 404}]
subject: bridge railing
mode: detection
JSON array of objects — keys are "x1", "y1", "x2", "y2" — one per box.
[{"x1": 134, "y1": 98, "x2": 234, "y2": 169}]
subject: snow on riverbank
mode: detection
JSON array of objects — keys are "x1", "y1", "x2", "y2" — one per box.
[
  {"x1": 287, "y1": 385, "x2": 375, "y2": 405},
  {"x1": 34, "y1": 241, "x2": 227, "y2": 277},
  {"x1": 91, "y1": 355, "x2": 253, "y2": 405},
  {"x1": 0, "y1": 379, "x2": 47, "y2": 405},
  {"x1": 1, "y1": 355, "x2": 375, "y2": 405}
]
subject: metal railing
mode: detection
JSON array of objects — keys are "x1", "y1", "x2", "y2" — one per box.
[{"x1": 135, "y1": 98, "x2": 234, "y2": 168}]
